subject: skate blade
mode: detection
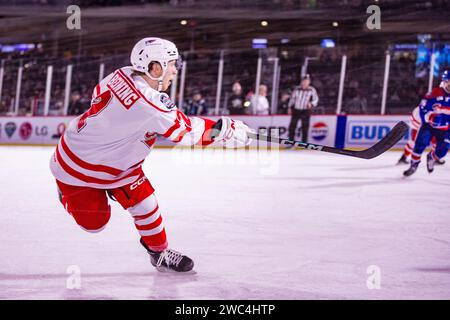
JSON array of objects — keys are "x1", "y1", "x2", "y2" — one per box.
[{"x1": 155, "y1": 266, "x2": 197, "y2": 275}]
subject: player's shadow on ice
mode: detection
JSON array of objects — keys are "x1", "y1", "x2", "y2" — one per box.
[
  {"x1": 336, "y1": 164, "x2": 399, "y2": 171},
  {"x1": 263, "y1": 176, "x2": 407, "y2": 189},
  {"x1": 263, "y1": 176, "x2": 393, "y2": 181},
  {"x1": 303, "y1": 178, "x2": 408, "y2": 189},
  {"x1": 0, "y1": 271, "x2": 199, "y2": 299},
  {"x1": 409, "y1": 178, "x2": 450, "y2": 187},
  {"x1": 0, "y1": 271, "x2": 153, "y2": 281},
  {"x1": 0, "y1": 271, "x2": 199, "y2": 283},
  {"x1": 414, "y1": 267, "x2": 450, "y2": 274}
]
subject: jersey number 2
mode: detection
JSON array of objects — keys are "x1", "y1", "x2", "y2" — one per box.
[{"x1": 77, "y1": 90, "x2": 112, "y2": 132}]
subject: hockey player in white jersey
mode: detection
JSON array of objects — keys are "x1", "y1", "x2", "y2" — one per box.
[{"x1": 50, "y1": 37, "x2": 252, "y2": 272}]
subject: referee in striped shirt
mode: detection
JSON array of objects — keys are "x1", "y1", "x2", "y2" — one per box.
[{"x1": 287, "y1": 74, "x2": 319, "y2": 143}]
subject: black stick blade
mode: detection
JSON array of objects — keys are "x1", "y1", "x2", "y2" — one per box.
[
  {"x1": 350, "y1": 120, "x2": 409, "y2": 159},
  {"x1": 248, "y1": 121, "x2": 409, "y2": 160}
]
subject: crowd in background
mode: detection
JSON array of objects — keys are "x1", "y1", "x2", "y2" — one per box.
[
  {"x1": 4, "y1": 0, "x2": 449, "y2": 10},
  {"x1": 0, "y1": 44, "x2": 446, "y2": 117}
]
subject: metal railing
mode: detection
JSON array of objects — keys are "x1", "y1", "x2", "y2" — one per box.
[{"x1": 0, "y1": 47, "x2": 448, "y2": 116}]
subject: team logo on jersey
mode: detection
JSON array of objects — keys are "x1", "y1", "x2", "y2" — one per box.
[
  {"x1": 19, "y1": 122, "x2": 32, "y2": 140},
  {"x1": 311, "y1": 122, "x2": 328, "y2": 141},
  {"x1": 160, "y1": 94, "x2": 176, "y2": 110},
  {"x1": 107, "y1": 72, "x2": 140, "y2": 110},
  {"x1": 5, "y1": 122, "x2": 16, "y2": 138}
]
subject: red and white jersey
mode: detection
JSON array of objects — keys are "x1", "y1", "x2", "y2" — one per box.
[
  {"x1": 410, "y1": 106, "x2": 421, "y2": 130},
  {"x1": 50, "y1": 67, "x2": 216, "y2": 189}
]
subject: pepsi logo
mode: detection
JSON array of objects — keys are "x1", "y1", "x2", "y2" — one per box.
[
  {"x1": 311, "y1": 122, "x2": 328, "y2": 141},
  {"x1": 19, "y1": 122, "x2": 33, "y2": 140}
]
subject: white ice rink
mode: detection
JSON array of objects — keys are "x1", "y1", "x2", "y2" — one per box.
[{"x1": 0, "y1": 145, "x2": 449, "y2": 299}]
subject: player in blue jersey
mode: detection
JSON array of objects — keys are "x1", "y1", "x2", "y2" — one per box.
[{"x1": 404, "y1": 70, "x2": 450, "y2": 177}]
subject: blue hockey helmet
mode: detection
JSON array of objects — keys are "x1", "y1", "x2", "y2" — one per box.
[{"x1": 442, "y1": 70, "x2": 449, "y2": 82}]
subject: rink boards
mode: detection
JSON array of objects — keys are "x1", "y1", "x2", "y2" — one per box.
[{"x1": 0, "y1": 115, "x2": 410, "y2": 148}]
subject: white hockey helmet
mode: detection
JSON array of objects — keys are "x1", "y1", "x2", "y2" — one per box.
[{"x1": 130, "y1": 37, "x2": 181, "y2": 90}]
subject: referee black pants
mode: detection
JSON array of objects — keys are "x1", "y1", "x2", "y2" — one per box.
[{"x1": 288, "y1": 109, "x2": 311, "y2": 142}]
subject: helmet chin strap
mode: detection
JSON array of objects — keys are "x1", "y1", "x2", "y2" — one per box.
[{"x1": 145, "y1": 69, "x2": 166, "y2": 92}]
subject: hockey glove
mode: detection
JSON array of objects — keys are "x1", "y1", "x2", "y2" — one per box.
[{"x1": 211, "y1": 116, "x2": 253, "y2": 148}]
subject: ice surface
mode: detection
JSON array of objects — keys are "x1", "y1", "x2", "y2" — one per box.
[{"x1": 0, "y1": 146, "x2": 449, "y2": 299}]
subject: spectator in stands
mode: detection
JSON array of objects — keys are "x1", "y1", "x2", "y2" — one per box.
[
  {"x1": 0, "y1": 100, "x2": 7, "y2": 115},
  {"x1": 185, "y1": 91, "x2": 208, "y2": 116},
  {"x1": 287, "y1": 74, "x2": 318, "y2": 143},
  {"x1": 67, "y1": 91, "x2": 84, "y2": 115},
  {"x1": 228, "y1": 81, "x2": 246, "y2": 115},
  {"x1": 343, "y1": 88, "x2": 367, "y2": 114},
  {"x1": 250, "y1": 84, "x2": 270, "y2": 115}
]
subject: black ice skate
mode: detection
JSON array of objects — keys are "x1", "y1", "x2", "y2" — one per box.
[
  {"x1": 403, "y1": 161, "x2": 419, "y2": 177},
  {"x1": 140, "y1": 238, "x2": 194, "y2": 273},
  {"x1": 426, "y1": 152, "x2": 435, "y2": 173},
  {"x1": 436, "y1": 158, "x2": 445, "y2": 165},
  {"x1": 397, "y1": 154, "x2": 409, "y2": 165}
]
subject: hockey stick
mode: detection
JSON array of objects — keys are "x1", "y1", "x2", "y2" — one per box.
[{"x1": 247, "y1": 121, "x2": 409, "y2": 159}]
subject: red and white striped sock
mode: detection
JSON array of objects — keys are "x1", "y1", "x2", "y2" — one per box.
[
  {"x1": 411, "y1": 152, "x2": 421, "y2": 163},
  {"x1": 128, "y1": 195, "x2": 168, "y2": 252},
  {"x1": 404, "y1": 142, "x2": 414, "y2": 157}
]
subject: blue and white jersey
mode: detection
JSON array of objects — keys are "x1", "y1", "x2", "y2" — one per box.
[{"x1": 419, "y1": 86, "x2": 450, "y2": 131}]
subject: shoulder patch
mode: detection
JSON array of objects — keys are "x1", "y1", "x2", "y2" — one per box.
[{"x1": 159, "y1": 94, "x2": 177, "y2": 110}]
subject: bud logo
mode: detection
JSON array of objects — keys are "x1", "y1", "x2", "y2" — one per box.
[
  {"x1": 311, "y1": 122, "x2": 328, "y2": 141},
  {"x1": 351, "y1": 125, "x2": 390, "y2": 140},
  {"x1": 19, "y1": 122, "x2": 33, "y2": 140},
  {"x1": 347, "y1": 120, "x2": 409, "y2": 146}
]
